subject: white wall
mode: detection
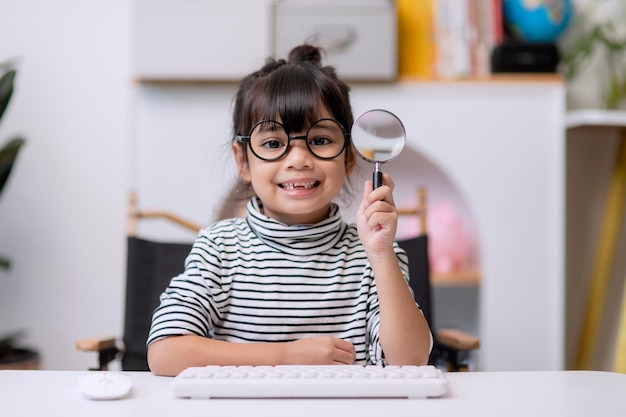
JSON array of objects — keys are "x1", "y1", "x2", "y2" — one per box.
[{"x1": 0, "y1": 0, "x2": 131, "y2": 370}]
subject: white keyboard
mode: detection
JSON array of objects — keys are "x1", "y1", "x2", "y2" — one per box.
[{"x1": 171, "y1": 365, "x2": 448, "y2": 399}]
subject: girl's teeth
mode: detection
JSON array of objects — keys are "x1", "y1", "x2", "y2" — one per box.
[{"x1": 282, "y1": 181, "x2": 316, "y2": 190}]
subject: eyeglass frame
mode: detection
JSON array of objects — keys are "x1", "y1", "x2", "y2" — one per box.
[{"x1": 234, "y1": 118, "x2": 352, "y2": 162}]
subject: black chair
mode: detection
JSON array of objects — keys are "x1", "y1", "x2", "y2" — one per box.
[
  {"x1": 397, "y1": 188, "x2": 479, "y2": 371},
  {"x1": 120, "y1": 236, "x2": 193, "y2": 370},
  {"x1": 397, "y1": 235, "x2": 479, "y2": 371}
]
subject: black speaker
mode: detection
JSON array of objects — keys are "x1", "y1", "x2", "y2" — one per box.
[{"x1": 491, "y1": 41, "x2": 560, "y2": 73}]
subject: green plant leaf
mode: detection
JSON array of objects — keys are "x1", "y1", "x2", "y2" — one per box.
[
  {"x1": 0, "y1": 61, "x2": 22, "y2": 273},
  {"x1": 0, "y1": 137, "x2": 25, "y2": 196},
  {"x1": 0, "y1": 68, "x2": 16, "y2": 122}
]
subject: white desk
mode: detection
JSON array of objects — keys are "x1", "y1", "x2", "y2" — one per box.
[{"x1": 1, "y1": 370, "x2": 625, "y2": 416}]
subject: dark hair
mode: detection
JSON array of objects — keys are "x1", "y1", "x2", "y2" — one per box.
[{"x1": 232, "y1": 44, "x2": 355, "y2": 168}]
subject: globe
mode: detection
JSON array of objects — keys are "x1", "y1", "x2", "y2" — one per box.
[{"x1": 503, "y1": 0, "x2": 573, "y2": 43}]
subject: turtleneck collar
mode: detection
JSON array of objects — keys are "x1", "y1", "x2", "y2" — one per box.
[{"x1": 245, "y1": 197, "x2": 347, "y2": 255}]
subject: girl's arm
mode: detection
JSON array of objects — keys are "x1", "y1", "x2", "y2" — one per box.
[
  {"x1": 147, "y1": 334, "x2": 356, "y2": 376},
  {"x1": 356, "y1": 174, "x2": 432, "y2": 365}
]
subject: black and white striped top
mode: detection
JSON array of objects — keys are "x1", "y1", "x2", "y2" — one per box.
[{"x1": 147, "y1": 197, "x2": 413, "y2": 365}]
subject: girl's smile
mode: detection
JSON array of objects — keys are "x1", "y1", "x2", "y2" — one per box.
[
  {"x1": 278, "y1": 180, "x2": 319, "y2": 190},
  {"x1": 277, "y1": 178, "x2": 321, "y2": 194}
]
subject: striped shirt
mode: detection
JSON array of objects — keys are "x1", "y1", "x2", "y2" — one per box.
[{"x1": 147, "y1": 197, "x2": 414, "y2": 365}]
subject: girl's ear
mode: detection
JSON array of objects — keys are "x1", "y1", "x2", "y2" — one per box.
[
  {"x1": 232, "y1": 142, "x2": 251, "y2": 182},
  {"x1": 345, "y1": 147, "x2": 357, "y2": 176}
]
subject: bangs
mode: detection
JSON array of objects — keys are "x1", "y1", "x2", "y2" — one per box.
[
  {"x1": 249, "y1": 65, "x2": 326, "y2": 133},
  {"x1": 236, "y1": 59, "x2": 353, "y2": 139}
]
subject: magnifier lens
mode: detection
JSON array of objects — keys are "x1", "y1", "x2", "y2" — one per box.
[{"x1": 351, "y1": 109, "x2": 406, "y2": 188}]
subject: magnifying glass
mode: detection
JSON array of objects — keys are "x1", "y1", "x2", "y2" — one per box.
[{"x1": 351, "y1": 109, "x2": 406, "y2": 188}]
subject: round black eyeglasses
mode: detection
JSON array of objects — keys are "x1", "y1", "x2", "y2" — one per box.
[{"x1": 234, "y1": 119, "x2": 351, "y2": 161}]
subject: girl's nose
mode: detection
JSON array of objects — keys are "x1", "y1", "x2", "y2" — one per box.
[{"x1": 284, "y1": 138, "x2": 313, "y2": 168}]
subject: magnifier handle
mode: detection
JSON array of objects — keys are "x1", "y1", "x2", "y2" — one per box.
[{"x1": 373, "y1": 170, "x2": 383, "y2": 189}]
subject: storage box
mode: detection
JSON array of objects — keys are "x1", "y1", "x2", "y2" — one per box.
[
  {"x1": 134, "y1": 0, "x2": 397, "y2": 81},
  {"x1": 273, "y1": 0, "x2": 397, "y2": 81},
  {"x1": 134, "y1": 0, "x2": 273, "y2": 80}
]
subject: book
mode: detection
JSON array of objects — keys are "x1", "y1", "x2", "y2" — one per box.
[
  {"x1": 398, "y1": 0, "x2": 503, "y2": 80},
  {"x1": 433, "y1": 0, "x2": 471, "y2": 79},
  {"x1": 434, "y1": 0, "x2": 502, "y2": 79}
]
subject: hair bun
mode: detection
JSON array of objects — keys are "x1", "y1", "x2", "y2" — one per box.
[{"x1": 288, "y1": 44, "x2": 322, "y2": 66}]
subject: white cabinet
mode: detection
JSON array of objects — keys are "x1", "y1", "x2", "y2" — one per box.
[{"x1": 134, "y1": 76, "x2": 566, "y2": 371}]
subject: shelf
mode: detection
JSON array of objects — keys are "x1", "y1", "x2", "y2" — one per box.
[
  {"x1": 132, "y1": 77, "x2": 241, "y2": 86},
  {"x1": 398, "y1": 73, "x2": 563, "y2": 84},
  {"x1": 133, "y1": 73, "x2": 564, "y2": 86},
  {"x1": 432, "y1": 267, "x2": 481, "y2": 287},
  {"x1": 566, "y1": 109, "x2": 626, "y2": 129}
]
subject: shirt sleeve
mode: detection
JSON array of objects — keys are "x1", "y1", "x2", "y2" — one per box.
[{"x1": 146, "y1": 231, "x2": 224, "y2": 346}]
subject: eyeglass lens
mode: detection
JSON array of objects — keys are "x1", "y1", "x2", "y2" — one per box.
[{"x1": 248, "y1": 119, "x2": 346, "y2": 160}]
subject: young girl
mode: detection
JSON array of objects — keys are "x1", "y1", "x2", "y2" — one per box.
[{"x1": 147, "y1": 44, "x2": 432, "y2": 377}]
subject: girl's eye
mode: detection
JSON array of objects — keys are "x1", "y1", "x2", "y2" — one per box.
[
  {"x1": 309, "y1": 136, "x2": 332, "y2": 147},
  {"x1": 261, "y1": 138, "x2": 285, "y2": 150}
]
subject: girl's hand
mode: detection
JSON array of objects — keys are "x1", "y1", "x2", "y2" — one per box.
[
  {"x1": 356, "y1": 173, "x2": 399, "y2": 258},
  {"x1": 284, "y1": 336, "x2": 356, "y2": 365}
]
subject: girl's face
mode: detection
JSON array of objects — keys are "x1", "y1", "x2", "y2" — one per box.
[{"x1": 233, "y1": 108, "x2": 355, "y2": 225}]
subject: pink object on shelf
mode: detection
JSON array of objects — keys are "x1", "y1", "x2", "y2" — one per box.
[{"x1": 428, "y1": 200, "x2": 471, "y2": 274}]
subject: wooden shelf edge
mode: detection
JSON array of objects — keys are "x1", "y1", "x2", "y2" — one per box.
[
  {"x1": 133, "y1": 73, "x2": 563, "y2": 86},
  {"x1": 398, "y1": 73, "x2": 563, "y2": 84},
  {"x1": 432, "y1": 268, "x2": 481, "y2": 287},
  {"x1": 132, "y1": 77, "x2": 241, "y2": 86},
  {"x1": 132, "y1": 77, "x2": 398, "y2": 85}
]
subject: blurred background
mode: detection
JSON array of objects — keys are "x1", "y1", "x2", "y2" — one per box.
[{"x1": 1, "y1": 0, "x2": 624, "y2": 372}]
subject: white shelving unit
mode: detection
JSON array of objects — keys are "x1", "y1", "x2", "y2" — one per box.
[{"x1": 349, "y1": 79, "x2": 566, "y2": 371}]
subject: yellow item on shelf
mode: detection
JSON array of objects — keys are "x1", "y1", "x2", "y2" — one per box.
[
  {"x1": 397, "y1": 0, "x2": 436, "y2": 78},
  {"x1": 612, "y1": 134, "x2": 626, "y2": 374}
]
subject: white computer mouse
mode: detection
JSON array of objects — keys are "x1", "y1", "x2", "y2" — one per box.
[{"x1": 78, "y1": 372, "x2": 132, "y2": 400}]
